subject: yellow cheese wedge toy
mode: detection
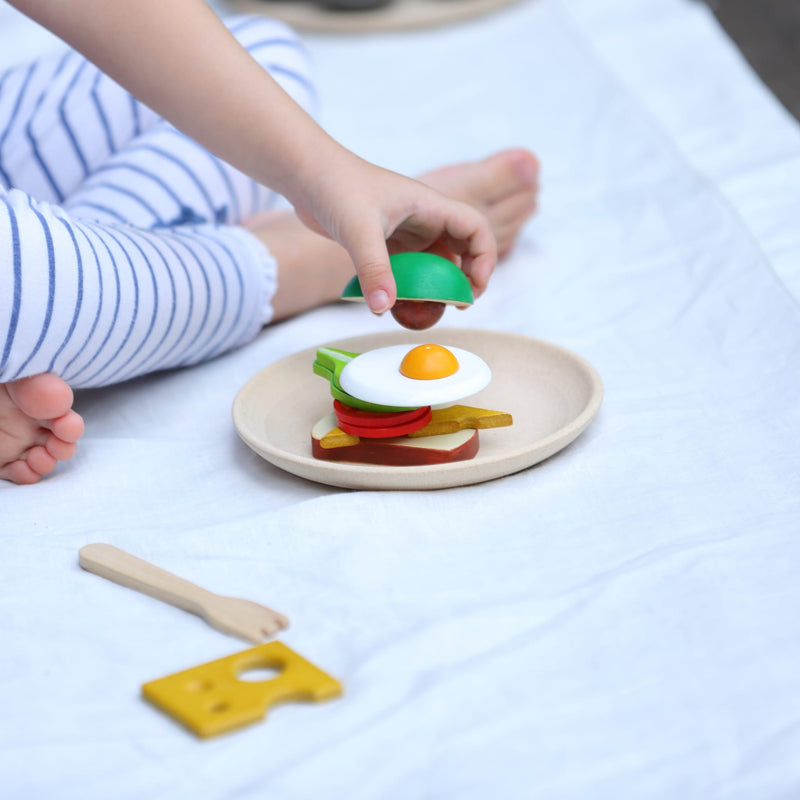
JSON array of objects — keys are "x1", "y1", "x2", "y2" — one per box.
[{"x1": 142, "y1": 642, "x2": 342, "y2": 737}]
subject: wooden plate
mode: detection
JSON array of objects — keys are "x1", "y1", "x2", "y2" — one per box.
[
  {"x1": 227, "y1": 0, "x2": 525, "y2": 34},
  {"x1": 233, "y1": 328, "x2": 603, "y2": 490}
]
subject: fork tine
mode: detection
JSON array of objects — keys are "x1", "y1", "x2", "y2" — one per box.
[{"x1": 260, "y1": 619, "x2": 289, "y2": 638}]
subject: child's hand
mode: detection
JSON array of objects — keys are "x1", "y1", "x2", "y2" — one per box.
[
  {"x1": 9, "y1": 0, "x2": 496, "y2": 314},
  {"x1": 290, "y1": 154, "x2": 498, "y2": 314}
]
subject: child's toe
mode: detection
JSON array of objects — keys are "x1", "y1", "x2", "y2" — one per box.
[
  {"x1": 25, "y1": 445, "x2": 57, "y2": 477},
  {"x1": 45, "y1": 435, "x2": 78, "y2": 462},
  {"x1": 0, "y1": 459, "x2": 41, "y2": 485},
  {"x1": 51, "y1": 410, "x2": 85, "y2": 443}
]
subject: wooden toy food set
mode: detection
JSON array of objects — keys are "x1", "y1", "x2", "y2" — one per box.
[
  {"x1": 76, "y1": 258, "x2": 604, "y2": 736},
  {"x1": 232, "y1": 252, "x2": 603, "y2": 490},
  {"x1": 312, "y1": 253, "x2": 514, "y2": 467}
]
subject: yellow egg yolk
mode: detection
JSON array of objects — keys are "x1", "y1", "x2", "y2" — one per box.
[{"x1": 399, "y1": 344, "x2": 459, "y2": 380}]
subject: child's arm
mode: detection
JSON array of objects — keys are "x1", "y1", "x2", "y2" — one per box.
[{"x1": 9, "y1": 0, "x2": 496, "y2": 313}]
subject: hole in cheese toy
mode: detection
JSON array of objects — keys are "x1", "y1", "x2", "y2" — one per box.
[
  {"x1": 311, "y1": 343, "x2": 513, "y2": 467},
  {"x1": 340, "y1": 252, "x2": 474, "y2": 330}
]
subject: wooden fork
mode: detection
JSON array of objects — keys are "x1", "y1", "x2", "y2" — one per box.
[{"x1": 79, "y1": 543, "x2": 290, "y2": 643}]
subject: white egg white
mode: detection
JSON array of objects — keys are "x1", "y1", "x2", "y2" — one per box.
[{"x1": 339, "y1": 344, "x2": 491, "y2": 407}]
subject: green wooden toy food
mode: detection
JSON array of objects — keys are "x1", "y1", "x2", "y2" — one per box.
[{"x1": 341, "y1": 252, "x2": 474, "y2": 330}]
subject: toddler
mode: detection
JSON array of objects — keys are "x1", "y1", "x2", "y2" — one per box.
[{"x1": 0, "y1": 0, "x2": 539, "y2": 483}]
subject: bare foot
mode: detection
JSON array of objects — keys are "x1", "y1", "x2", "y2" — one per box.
[
  {"x1": 247, "y1": 148, "x2": 540, "y2": 320},
  {"x1": 0, "y1": 374, "x2": 85, "y2": 485},
  {"x1": 420, "y1": 148, "x2": 539, "y2": 258}
]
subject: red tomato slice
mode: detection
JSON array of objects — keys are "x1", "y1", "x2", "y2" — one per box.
[
  {"x1": 333, "y1": 400, "x2": 430, "y2": 429},
  {"x1": 333, "y1": 400, "x2": 432, "y2": 438}
]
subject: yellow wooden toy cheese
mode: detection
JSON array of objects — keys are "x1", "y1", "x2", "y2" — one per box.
[{"x1": 142, "y1": 642, "x2": 342, "y2": 737}]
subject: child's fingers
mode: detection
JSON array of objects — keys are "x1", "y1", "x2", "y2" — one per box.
[
  {"x1": 341, "y1": 224, "x2": 397, "y2": 314},
  {"x1": 419, "y1": 200, "x2": 497, "y2": 297},
  {"x1": 333, "y1": 174, "x2": 497, "y2": 313}
]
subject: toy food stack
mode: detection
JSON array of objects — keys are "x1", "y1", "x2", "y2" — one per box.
[{"x1": 311, "y1": 253, "x2": 513, "y2": 466}]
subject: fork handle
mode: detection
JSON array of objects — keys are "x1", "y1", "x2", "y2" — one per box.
[{"x1": 79, "y1": 543, "x2": 216, "y2": 619}]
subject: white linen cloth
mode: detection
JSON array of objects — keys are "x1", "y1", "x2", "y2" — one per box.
[{"x1": 1, "y1": 0, "x2": 799, "y2": 797}]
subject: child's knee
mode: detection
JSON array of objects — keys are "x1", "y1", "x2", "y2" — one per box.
[
  {"x1": 225, "y1": 13, "x2": 301, "y2": 43},
  {"x1": 224, "y1": 14, "x2": 307, "y2": 65},
  {"x1": 223, "y1": 14, "x2": 317, "y2": 116}
]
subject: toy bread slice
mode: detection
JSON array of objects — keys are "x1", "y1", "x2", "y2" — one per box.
[{"x1": 311, "y1": 413, "x2": 479, "y2": 466}]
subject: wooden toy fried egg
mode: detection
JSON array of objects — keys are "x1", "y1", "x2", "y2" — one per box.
[{"x1": 339, "y1": 343, "x2": 491, "y2": 407}]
